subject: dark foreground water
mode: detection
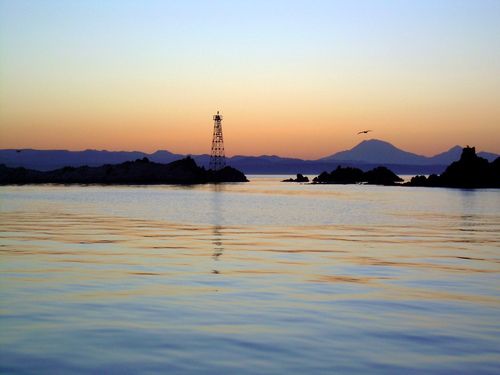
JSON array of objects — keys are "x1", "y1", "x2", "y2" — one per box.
[{"x1": 1, "y1": 177, "x2": 499, "y2": 374}]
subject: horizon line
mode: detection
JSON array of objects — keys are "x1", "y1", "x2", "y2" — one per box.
[{"x1": 1, "y1": 140, "x2": 497, "y2": 161}]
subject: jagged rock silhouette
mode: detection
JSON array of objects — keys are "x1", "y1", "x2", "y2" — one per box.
[
  {"x1": 0, "y1": 156, "x2": 248, "y2": 185},
  {"x1": 407, "y1": 146, "x2": 499, "y2": 188}
]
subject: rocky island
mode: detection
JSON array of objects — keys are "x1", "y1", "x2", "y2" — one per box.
[
  {"x1": 407, "y1": 146, "x2": 499, "y2": 188},
  {"x1": 0, "y1": 156, "x2": 248, "y2": 185},
  {"x1": 311, "y1": 166, "x2": 403, "y2": 185},
  {"x1": 286, "y1": 147, "x2": 499, "y2": 189},
  {"x1": 282, "y1": 174, "x2": 309, "y2": 183}
]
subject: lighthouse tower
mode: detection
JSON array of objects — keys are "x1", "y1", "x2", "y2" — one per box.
[{"x1": 209, "y1": 111, "x2": 226, "y2": 171}]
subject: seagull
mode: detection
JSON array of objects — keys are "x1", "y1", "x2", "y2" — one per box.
[{"x1": 357, "y1": 130, "x2": 372, "y2": 135}]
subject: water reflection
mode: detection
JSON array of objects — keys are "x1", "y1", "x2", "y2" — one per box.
[
  {"x1": 211, "y1": 184, "x2": 224, "y2": 275},
  {"x1": 1, "y1": 181, "x2": 500, "y2": 374},
  {"x1": 212, "y1": 225, "x2": 224, "y2": 275}
]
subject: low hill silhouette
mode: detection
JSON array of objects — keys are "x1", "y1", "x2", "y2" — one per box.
[
  {"x1": 407, "y1": 147, "x2": 500, "y2": 188},
  {"x1": 312, "y1": 166, "x2": 403, "y2": 185},
  {"x1": 0, "y1": 157, "x2": 248, "y2": 185}
]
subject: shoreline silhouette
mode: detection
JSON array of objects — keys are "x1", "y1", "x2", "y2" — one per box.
[
  {"x1": 406, "y1": 146, "x2": 500, "y2": 189},
  {"x1": 2, "y1": 140, "x2": 498, "y2": 175},
  {"x1": 283, "y1": 147, "x2": 499, "y2": 188},
  {"x1": 0, "y1": 156, "x2": 248, "y2": 185}
]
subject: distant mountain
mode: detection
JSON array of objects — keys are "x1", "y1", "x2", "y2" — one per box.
[
  {"x1": 427, "y1": 145, "x2": 496, "y2": 165},
  {"x1": 0, "y1": 140, "x2": 497, "y2": 175},
  {"x1": 320, "y1": 139, "x2": 428, "y2": 165},
  {"x1": 428, "y1": 146, "x2": 463, "y2": 165},
  {"x1": 0, "y1": 149, "x2": 183, "y2": 171},
  {"x1": 477, "y1": 151, "x2": 500, "y2": 162},
  {"x1": 149, "y1": 150, "x2": 182, "y2": 163},
  {"x1": 320, "y1": 139, "x2": 498, "y2": 165}
]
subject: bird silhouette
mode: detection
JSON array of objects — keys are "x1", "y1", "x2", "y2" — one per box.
[{"x1": 357, "y1": 130, "x2": 372, "y2": 135}]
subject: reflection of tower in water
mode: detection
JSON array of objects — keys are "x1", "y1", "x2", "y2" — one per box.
[
  {"x1": 211, "y1": 184, "x2": 224, "y2": 274},
  {"x1": 212, "y1": 225, "x2": 223, "y2": 274}
]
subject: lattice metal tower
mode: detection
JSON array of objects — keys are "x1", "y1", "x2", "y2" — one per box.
[{"x1": 209, "y1": 111, "x2": 226, "y2": 171}]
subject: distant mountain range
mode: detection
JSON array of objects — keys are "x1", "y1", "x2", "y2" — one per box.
[
  {"x1": 0, "y1": 139, "x2": 497, "y2": 175},
  {"x1": 321, "y1": 139, "x2": 498, "y2": 165}
]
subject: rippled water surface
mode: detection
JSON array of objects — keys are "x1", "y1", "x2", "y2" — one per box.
[{"x1": 1, "y1": 177, "x2": 499, "y2": 374}]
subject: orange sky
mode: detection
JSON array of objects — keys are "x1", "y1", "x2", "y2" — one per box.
[{"x1": 1, "y1": 1, "x2": 499, "y2": 158}]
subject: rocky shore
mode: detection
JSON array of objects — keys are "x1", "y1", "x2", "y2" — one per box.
[
  {"x1": 406, "y1": 146, "x2": 499, "y2": 188},
  {"x1": 0, "y1": 156, "x2": 248, "y2": 185},
  {"x1": 282, "y1": 147, "x2": 499, "y2": 189},
  {"x1": 311, "y1": 166, "x2": 403, "y2": 185}
]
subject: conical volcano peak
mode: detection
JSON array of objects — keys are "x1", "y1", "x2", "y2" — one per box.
[{"x1": 321, "y1": 139, "x2": 427, "y2": 165}]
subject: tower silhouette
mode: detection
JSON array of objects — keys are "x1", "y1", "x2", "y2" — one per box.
[{"x1": 209, "y1": 111, "x2": 226, "y2": 171}]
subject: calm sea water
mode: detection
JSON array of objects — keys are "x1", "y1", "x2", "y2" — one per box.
[{"x1": 1, "y1": 176, "x2": 499, "y2": 374}]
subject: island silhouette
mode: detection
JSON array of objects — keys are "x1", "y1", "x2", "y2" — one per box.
[
  {"x1": 282, "y1": 174, "x2": 309, "y2": 183},
  {"x1": 312, "y1": 166, "x2": 403, "y2": 185},
  {"x1": 1, "y1": 146, "x2": 498, "y2": 188},
  {"x1": 0, "y1": 156, "x2": 248, "y2": 185},
  {"x1": 283, "y1": 147, "x2": 499, "y2": 188},
  {"x1": 407, "y1": 146, "x2": 500, "y2": 189}
]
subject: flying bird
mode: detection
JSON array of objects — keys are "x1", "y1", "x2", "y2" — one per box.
[{"x1": 357, "y1": 130, "x2": 372, "y2": 135}]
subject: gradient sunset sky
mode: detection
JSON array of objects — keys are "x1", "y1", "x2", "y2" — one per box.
[{"x1": 1, "y1": 0, "x2": 499, "y2": 158}]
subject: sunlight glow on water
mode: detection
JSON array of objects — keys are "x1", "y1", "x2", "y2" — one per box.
[{"x1": 1, "y1": 178, "x2": 499, "y2": 374}]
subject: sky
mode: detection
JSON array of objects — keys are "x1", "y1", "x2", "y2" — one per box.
[{"x1": 0, "y1": 0, "x2": 499, "y2": 159}]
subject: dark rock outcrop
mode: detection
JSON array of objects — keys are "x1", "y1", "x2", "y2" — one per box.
[
  {"x1": 312, "y1": 166, "x2": 402, "y2": 185},
  {"x1": 282, "y1": 174, "x2": 309, "y2": 183},
  {"x1": 363, "y1": 166, "x2": 403, "y2": 185},
  {"x1": 0, "y1": 156, "x2": 248, "y2": 185},
  {"x1": 313, "y1": 166, "x2": 364, "y2": 184},
  {"x1": 407, "y1": 147, "x2": 500, "y2": 188}
]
